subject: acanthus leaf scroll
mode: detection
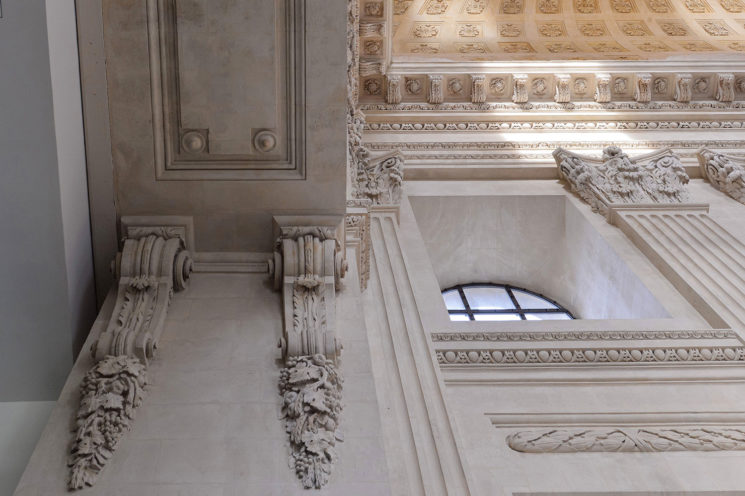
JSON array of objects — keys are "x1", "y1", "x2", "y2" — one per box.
[
  {"x1": 554, "y1": 146, "x2": 690, "y2": 215},
  {"x1": 698, "y1": 148, "x2": 745, "y2": 204}
]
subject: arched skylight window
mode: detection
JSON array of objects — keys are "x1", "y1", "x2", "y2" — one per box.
[{"x1": 442, "y1": 284, "x2": 574, "y2": 322}]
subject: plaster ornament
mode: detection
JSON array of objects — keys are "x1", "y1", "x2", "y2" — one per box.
[
  {"x1": 413, "y1": 24, "x2": 440, "y2": 38},
  {"x1": 685, "y1": 0, "x2": 710, "y2": 11},
  {"x1": 546, "y1": 42, "x2": 577, "y2": 53},
  {"x1": 405, "y1": 77, "x2": 422, "y2": 95},
  {"x1": 579, "y1": 22, "x2": 606, "y2": 37},
  {"x1": 490, "y1": 77, "x2": 506, "y2": 94},
  {"x1": 674, "y1": 74, "x2": 692, "y2": 102},
  {"x1": 458, "y1": 42, "x2": 488, "y2": 53},
  {"x1": 471, "y1": 75, "x2": 487, "y2": 103},
  {"x1": 738, "y1": 78, "x2": 745, "y2": 93},
  {"x1": 634, "y1": 73, "x2": 652, "y2": 103},
  {"x1": 386, "y1": 75, "x2": 402, "y2": 104},
  {"x1": 513, "y1": 75, "x2": 529, "y2": 103},
  {"x1": 575, "y1": 0, "x2": 599, "y2": 13},
  {"x1": 448, "y1": 78, "x2": 464, "y2": 96},
  {"x1": 538, "y1": 0, "x2": 561, "y2": 13},
  {"x1": 507, "y1": 428, "x2": 745, "y2": 453},
  {"x1": 659, "y1": 22, "x2": 687, "y2": 36},
  {"x1": 532, "y1": 78, "x2": 547, "y2": 96},
  {"x1": 364, "y1": 1, "x2": 383, "y2": 16},
  {"x1": 358, "y1": 61, "x2": 382, "y2": 77},
  {"x1": 694, "y1": 77, "x2": 710, "y2": 94},
  {"x1": 356, "y1": 152, "x2": 405, "y2": 205},
  {"x1": 702, "y1": 21, "x2": 729, "y2": 36},
  {"x1": 646, "y1": 0, "x2": 671, "y2": 12},
  {"x1": 698, "y1": 149, "x2": 745, "y2": 204},
  {"x1": 650, "y1": 78, "x2": 666, "y2": 95},
  {"x1": 364, "y1": 78, "x2": 382, "y2": 96},
  {"x1": 410, "y1": 43, "x2": 439, "y2": 54},
  {"x1": 502, "y1": 0, "x2": 524, "y2": 14},
  {"x1": 180, "y1": 130, "x2": 207, "y2": 154},
  {"x1": 612, "y1": 0, "x2": 635, "y2": 12},
  {"x1": 359, "y1": 21, "x2": 384, "y2": 37},
  {"x1": 393, "y1": 0, "x2": 414, "y2": 14},
  {"x1": 428, "y1": 75, "x2": 444, "y2": 103},
  {"x1": 68, "y1": 356, "x2": 147, "y2": 490},
  {"x1": 721, "y1": 0, "x2": 745, "y2": 12},
  {"x1": 555, "y1": 75, "x2": 571, "y2": 103},
  {"x1": 363, "y1": 39, "x2": 382, "y2": 55},
  {"x1": 614, "y1": 77, "x2": 627, "y2": 94},
  {"x1": 254, "y1": 130, "x2": 277, "y2": 153},
  {"x1": 465, "y1": 0, "x2": 489, "y2": 14},
  {"x1": 717, "y1": 73, "x2": 735, "y2": 102},
  {"x1": 279, "y1": 355, "x2": 344, "y2": 489},
  {"x1": 574, "y1": 78, "x2": 588, "y2": 94},
  {"x1": 345, "y1": 213, "x2": 371, "y2": 289},
  {"x1": 554, "y1": 146, "x2": 690, "y2": 215},
  {"x1": 539, "y1": 23, "x2": 564, "y2": 37},
  {"x1": 458, "y1": 24, "x2": 481, "y2": 37},
  {"x1": 620, "y1": 21, "x2": 648, "y2": 36},
  {"x1": 499, "y1": 23, "x2": 522, "y2": 37},
  {"x1": 426, "y1": 0, "x2": 449, "y2": 14},
  {"x1": 730, "y1": 42, "x2": 745, "y2": 51}
]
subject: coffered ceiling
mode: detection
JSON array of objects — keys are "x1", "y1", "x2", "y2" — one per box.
[{"x1": 380, "y1": 0, "x2": 745, "y2": 60}]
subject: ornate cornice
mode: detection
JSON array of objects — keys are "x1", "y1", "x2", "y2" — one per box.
[
  {"x1": 555, "y1": 146, "x2": 690, "y2": 216},
  {"x1": 698, "y1": 148, "x2": 745, "y2": 205},
  {"x1": 507, "y1": 427, "x2": 745, "y2": 453},
  {"x1": 365, "y1": 120, "x2": 745, "y2": 132},
  {"x1": 431, "y1": 329, "x2": 737, "y2": 342},
  {"x1": 436, "y1": 346, "x2": 745, "y2": 366},
  {"x1": 361, "y1": 101, "x2": 745, "y2": 112}
]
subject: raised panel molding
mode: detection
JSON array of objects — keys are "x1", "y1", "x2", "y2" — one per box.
[{"x1": 146, "y1": 0, "x2": 306, "y2": 180}]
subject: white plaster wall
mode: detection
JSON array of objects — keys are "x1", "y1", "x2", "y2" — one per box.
[
  {"x1": 0, "y1": 402, "x2": 55, "y2": 496},
  {"x1": 15, "y1": 267, "x2": 392, "y2": 495},
  {"x1": 408, "y1": 185, "x2": 703, "y2": 322}
]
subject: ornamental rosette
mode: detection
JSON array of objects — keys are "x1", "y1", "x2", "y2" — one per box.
[
  {"x1": 279, "y1": 354, "x2": 344, "y2": 489},
  {"x1": 68, "y1": 356, "x2": 147, "y2": 490}
]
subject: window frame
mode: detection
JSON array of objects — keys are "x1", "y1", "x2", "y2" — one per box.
[{"x1": 442, "y1": 283, "x2": 575, "y2": 321}]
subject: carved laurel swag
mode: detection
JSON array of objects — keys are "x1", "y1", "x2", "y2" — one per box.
[
  {"x1": 698, "y1": 148, "x2": 745, "y2": 205},
  {"x1": 69, "y1": 356, "x2": 147, "y2": 490},
  {"x1": 279, "y1": 355, "x2": 344, "y2": 489},
  {"x1": 507, "y1": 427, "x2": 745, "y2": 453},
  {"x1": 555, "y1": 146, "x2": 690, "y2": 215}
]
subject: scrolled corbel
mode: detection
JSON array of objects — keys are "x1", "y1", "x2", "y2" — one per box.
[{"x1": 68, "y1": 231, "x2": 191, "y2": 490}]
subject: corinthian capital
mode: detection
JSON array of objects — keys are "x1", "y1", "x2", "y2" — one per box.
[
  {"x1": 554, "y1": 146, "x2": 690, "y2": 216},
  {"x1": 698, "y1": 148, "x2": 745, "y2": 205}
]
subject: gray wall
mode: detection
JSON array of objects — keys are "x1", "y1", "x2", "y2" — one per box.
[{"x1": 0, "y1": 0, "x2": 96, "y2": 400}]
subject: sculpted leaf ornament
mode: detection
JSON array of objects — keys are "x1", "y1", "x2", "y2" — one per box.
[{"x1": 279, "y1": 355, "x2": 344, "y2": 489}]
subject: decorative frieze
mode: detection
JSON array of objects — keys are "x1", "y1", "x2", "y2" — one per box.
[
  {"x1": 471, "y1": 74, "x2": 487, "y2": 103},
  {"x1": 507, "y1": 427, "x2": 745, "y2": 453},
  {"x1": 361, "y1": 100, "x2": 745, "y2": 112},
  {"x1": 428, "y1": 75, "x2": 444, "y2": 104},
  {"x1": 436, "y1": 346, "x2": 745, "y2": 366},
  {"x1": 554, "y1": 74, "x2": 571, "y2": 103},
  {"x1": 675, "y1": 73, "x2": 692, "y2": 102},
  {"x1": 431, "y1": 329, "x2": 737, "y2": 342},
  {"x1": 70, "y1": 230, "x2": 192, "y2": 490},
  {"x1": 512, "y1": 74, "x2": 529, "y2": 103},
  {"x1": 634, "y1": 73, "x2": 652, "y2": 103},
  {"x1": 554, "y1": 146, "x2": 690, "y2": 215},
  {"x1": 698, "y1": 148, "x2": 745, "y2": 204}
]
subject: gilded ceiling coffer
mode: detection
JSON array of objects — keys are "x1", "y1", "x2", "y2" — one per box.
[
  {"x1": 269, "y1": 218, "x2": 347, "y2": 489},
  {"x1": 68, "y1": 230, "x2": 192, "y2": 490}
]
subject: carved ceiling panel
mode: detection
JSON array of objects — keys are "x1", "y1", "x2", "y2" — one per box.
[{"x1": 388, "y1": 0, "x2": 745, "y2": 60}]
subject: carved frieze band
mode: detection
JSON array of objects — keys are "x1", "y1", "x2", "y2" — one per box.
[
  {"x1": 69, "y1": 230, "x2": 192, "y2": 490},
  {"x1": 436, "y1": 346, "x2": 745, "y2": 366},
  {"x1": 507, "y1": 427, "x2": 745, "y2": 453},
  {"x1": 431, "y1": 329, "x2": 737, "y2": 342},
  {"x1": 361, "y1": 71, "x2": 745, "y2": 106},
  {"x1": 270, "y1": 219, "x2": 346, "y2": 489},
  {"x1": 698, "y1": 148, "x2": 745, "y2": 205}
]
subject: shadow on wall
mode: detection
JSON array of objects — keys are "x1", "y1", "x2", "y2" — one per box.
[{"x1": 409, "y1": 195, "x2": 670, "y2": 320}]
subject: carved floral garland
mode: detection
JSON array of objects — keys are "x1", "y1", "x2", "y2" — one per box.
[
  {"x1": 279, "y1": 354, "x2": 344, "y2": 489},
  {"x1": 68, "y1": 355, "x2": 147, "y2": 490}
]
